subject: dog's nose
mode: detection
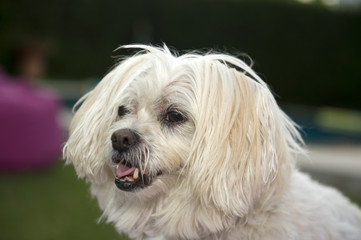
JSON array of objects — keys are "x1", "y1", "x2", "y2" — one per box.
[{"x1": 111, "y1": 129, "x2": 139, "y2": 152}]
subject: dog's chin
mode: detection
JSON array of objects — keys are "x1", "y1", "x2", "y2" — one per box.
[
  {"x1": 114, "y1": 176, "x2": 146, "y2": 192},
  {"x1": 114, "y1": 162, "x2": 162, "y2": 192}
]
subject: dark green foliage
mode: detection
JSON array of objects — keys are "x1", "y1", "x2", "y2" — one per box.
[{"x1": 0, "y1": 0, "x2": 360, "y2": 108}]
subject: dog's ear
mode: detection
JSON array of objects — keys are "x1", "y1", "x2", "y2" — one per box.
[
  {"x1": 63, "y1": 70, "x2": 117, "y2": 182},
  {"x1": 185, "y1": 61, "x2": 303, "y2": 217},
  {"x1": 63, "y1": 55, "x2": 150, "y2": 183}
]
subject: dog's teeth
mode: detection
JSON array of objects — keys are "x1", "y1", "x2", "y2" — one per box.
[
  {"x1": 133, "y1": 168, "x2": 139, "y2": 179},
  {"x1": 124, "y1": 176, "x2": 134, "y2": 182}
]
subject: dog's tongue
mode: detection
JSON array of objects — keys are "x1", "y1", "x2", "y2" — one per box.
[{"x1": 116, "y1": 164, "x2": 136, "y2": 178}]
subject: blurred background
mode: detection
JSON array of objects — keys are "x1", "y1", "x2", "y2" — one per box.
[{"x1": 0, "y1": 0, "x2": 360, "y2": 239}]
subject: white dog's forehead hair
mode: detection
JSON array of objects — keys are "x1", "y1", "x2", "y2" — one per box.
[
  {"x1": 112, "y1": 53, "x2": 201, "y2": 121},
  {"x1": 120, "y1": 67, "x2": 179, "y2": 110}
]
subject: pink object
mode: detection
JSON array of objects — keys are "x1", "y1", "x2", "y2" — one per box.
[
  {"x1": 116, "y1": 164, "x2": 136, "y2": 178},
  {"x1": 0, "y1": 68, "x2": 62, "y2": 171}
]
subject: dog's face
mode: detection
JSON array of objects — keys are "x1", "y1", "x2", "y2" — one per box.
[
  {"x1": 108, "y1": 67, "x2": 196, "y2": 193},
  {"x1": 64, "y1": 45, "x2": 303, "y2": 238}
]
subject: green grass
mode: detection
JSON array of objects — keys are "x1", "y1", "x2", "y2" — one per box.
[
  {"x1": 0, "y1": 161, "x2": 129, "y2": 240},
  {"x1": 347, "y1": 194, "x2": 361, "y2": 208}
]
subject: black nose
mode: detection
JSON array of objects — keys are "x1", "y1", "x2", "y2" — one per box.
[{"x1": 111, "y1": 129, "x2": 139, "y2": 152}]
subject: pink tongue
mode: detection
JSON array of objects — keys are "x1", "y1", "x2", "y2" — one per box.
[{"x1": 116, "y1": 164, "x2": 136, "y2": 178}]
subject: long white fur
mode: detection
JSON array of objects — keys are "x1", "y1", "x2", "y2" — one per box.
[{"x1": 63, "y1": 44, "x2": 361, "y2": 240}]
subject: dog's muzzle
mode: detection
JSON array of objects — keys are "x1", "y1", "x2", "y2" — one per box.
[{"x1": 111, "y1": 129, "x2": 159, "y2": 192}]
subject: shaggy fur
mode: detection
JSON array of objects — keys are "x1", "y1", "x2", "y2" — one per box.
[{"x1": 63, "y1": 44, "x2": 361, "y2": 240}]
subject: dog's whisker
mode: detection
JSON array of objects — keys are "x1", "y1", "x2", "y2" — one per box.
[{"x1": 139, "y1": 147, "x2": 149, "y2": 184}]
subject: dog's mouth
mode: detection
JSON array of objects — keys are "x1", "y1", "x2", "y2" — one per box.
[
  {"x1": 114, "y1": 161, "x2": 162, "y2": 192},
  {"x1": 114, "y1": 163, "x2": 147, "y2": 192}
]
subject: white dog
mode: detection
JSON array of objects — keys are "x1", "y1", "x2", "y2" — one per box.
[{"x1": 63, "y1": 45, "x2": 361, "y2": 240}]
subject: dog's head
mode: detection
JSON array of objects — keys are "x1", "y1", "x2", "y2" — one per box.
[{"x1": 64, "y1": 45, "x2": 304, "y2": 236}]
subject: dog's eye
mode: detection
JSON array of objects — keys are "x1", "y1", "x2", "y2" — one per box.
[
  {"x1": 165, "y1": 111, "x2": 186, "y2": 124},
  {"x1": 118, "y1": 106, "x2": 130, "y2": 118}
]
